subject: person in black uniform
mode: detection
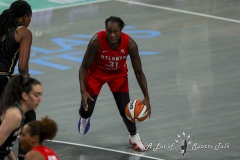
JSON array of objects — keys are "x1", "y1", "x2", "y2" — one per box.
[
  {"x1": 0, "y1": 74, "x2": 43, "y2": 160},
  {"x1": 0, "y1": 1, "x2": 34, "y2": 159}
]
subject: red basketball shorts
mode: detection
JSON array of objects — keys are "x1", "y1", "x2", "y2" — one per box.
[{"x1": 85, "y1": 75, "x2": 129, "y2": 96}]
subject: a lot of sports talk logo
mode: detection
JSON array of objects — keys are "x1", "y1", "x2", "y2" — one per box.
[{"x1": 144, "y1": 130, "x2": 230, "y2": 157}]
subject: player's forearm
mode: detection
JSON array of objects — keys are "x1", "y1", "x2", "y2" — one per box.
[
  {"x1": 79, "y1": 66, "x2": 88, "y2": 93},
  {"x1": 136, "y1": 72, "x2": 149, "y2": 99},
  {"x1": 18, "y1": 60, "x2": 29, "y2": 75},
  {"x1": 0, "y1": 134, "x2": 9, "y2": 147},
  {"x1": 18, "y1": 67, "x2": 29, "y2": 75}
]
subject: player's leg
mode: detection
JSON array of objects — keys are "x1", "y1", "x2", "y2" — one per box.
[
  {"x1": 112, "y1": 92, "x2": 136, "y2": 134},
  {"x1": 78, "y1": 95, "x2": 98, "y2": 135},
  {"x1": 112, "y1": 92, "x2": 146, "y2": 151},
  {"x1": 78, "y1": 75, "x2": 104, "y2": 135},
  {"x1": 109, "y1": 77, "x2": 146, "y2": 151},
  {"x1": 18, "y1": 110, "x2": 36, "y2": 160},
  {"x1": 79, "y1": 96, "x2": 98, "y2": 119}
]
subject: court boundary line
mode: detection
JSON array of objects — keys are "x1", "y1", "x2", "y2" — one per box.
[
  {"x1": 48, "y1": 139, "x2": 165, "y2": 160},
  {"x1": 32, "y1": 0, "x2": 111, "y2": 12},
  {"x1": 115, "y1": 0, "x2": 240, "y2": 24}
]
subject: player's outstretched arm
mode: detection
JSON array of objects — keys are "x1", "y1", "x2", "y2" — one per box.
[
  {"x1": 79, "y1": 33, "x2": 99, "y2": 111},
  {"x1": 18, "y1": 28, "x2": 32, "y2": 76},
  {"x1": 128, "y1": 37, "x2": 151, "y2": 118}
]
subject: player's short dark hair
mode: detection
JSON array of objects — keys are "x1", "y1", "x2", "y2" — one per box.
[{"x1": 105, "y1": 16, "x2": 126, "y2": 30}]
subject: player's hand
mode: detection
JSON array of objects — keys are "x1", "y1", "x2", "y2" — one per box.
[
  {"x1": 81, "y1": 90, "x2": 94, "y2": 111},
  {"x1": 142, "y1": 97, "x2": 151, "y2": 118}
]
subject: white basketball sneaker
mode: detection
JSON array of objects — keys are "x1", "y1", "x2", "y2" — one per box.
[
  {"x1": 78, "y1": 117, "x2": 90, "y2": 135},
  {"x1": 129, "y1": 133, "x2": 146, "y2": 152}
]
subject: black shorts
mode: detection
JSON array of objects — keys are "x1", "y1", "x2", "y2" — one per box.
[{"x1": 0, "y1": 75, "x2": 10, "y2": 96}]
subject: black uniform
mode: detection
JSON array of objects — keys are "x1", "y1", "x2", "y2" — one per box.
[
  {"x1": 0, "y1": 26, "x2": 36, "y2": 159},
  {"x1": 0, "y1": 27, "x2": 20, "y2": 95},
  {"x1": 0, "y1": 103, "x2": 24, "y2": 160}
]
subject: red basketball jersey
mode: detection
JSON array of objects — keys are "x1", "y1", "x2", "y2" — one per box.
[
  {"x1": 32, "y1": 145, "x2": 59, "y2": 160},
  {"x1": 88, "y1": 31, "x2": 129, "y2": 80}
]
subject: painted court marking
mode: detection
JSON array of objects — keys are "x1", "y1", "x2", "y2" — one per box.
[
  {"x1": 0, "y1": 0, "x2": 110, "y2": 12},
  {"x1": 49, "y1": 139, "x2": 165, "y2": 160},
  {"x1": 115, "y1": 0, "x2": 240, "y2": 24},
  {"x1": 32, "y1": 0, "x2": 110, "y2": 12}
]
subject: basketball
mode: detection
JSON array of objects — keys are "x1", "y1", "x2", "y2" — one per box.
[{"x1": 125, "y1": 99, "x2": 149, "y2": 123}]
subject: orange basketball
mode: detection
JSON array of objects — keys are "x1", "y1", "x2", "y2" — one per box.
[{"x1": 125, "y1": 99, "x2": 149, "y2": 123}]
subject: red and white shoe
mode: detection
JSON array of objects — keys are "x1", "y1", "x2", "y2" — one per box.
[{"x1": 129, "y1": 133, "x2": 146, "y2": 152}]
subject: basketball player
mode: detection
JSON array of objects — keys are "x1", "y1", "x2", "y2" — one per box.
[
  {"x1": 19, "y1": 116, "x2": 59, "y2": 160},
  {"x1": 78, "y1": 16, "x2": 151, "y2": 151},
  {"x1": 0, "y1": 1, "x2": 36, "y2": 159},
  {"x1": 0, "y1": 74, "x2": 43, "y2": 160}
]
